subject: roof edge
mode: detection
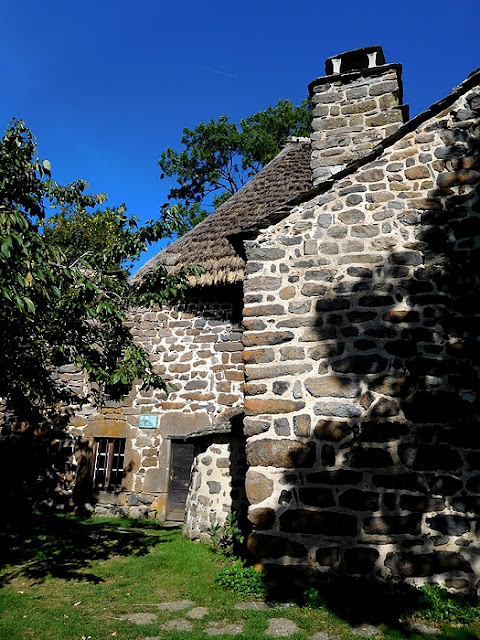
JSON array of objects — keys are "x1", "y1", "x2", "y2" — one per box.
[{"x1": 232, "y1": 66, "x2": 480, "y2": 246}]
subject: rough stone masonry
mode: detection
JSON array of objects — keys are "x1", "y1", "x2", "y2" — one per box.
[{"x1": 241, "y1": 47, "x2": 480, "y2": 590}]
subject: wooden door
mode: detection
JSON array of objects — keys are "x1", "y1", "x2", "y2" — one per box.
[{"x1": 167, "y1": 442, "x2": 194, "y2": 521}]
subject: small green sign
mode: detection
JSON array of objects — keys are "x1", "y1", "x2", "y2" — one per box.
[{"x1": 139, "y1": 414, "x2": 158, "y2": 429}]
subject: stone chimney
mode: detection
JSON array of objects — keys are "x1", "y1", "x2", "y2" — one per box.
[{"x1": 309, "y1": 45, "x2": 409, "y2": 186}]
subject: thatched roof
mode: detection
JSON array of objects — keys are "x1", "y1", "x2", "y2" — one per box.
[{"x1": 132, "y1": 138, "x2": 312, "y2": 287}]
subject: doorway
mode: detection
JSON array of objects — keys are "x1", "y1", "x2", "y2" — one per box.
[{"x1": 167, "y1": 442, "x2": 194, "y2": 521}]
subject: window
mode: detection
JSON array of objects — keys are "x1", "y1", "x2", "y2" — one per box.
[{"x1": 92, "y1": 438, "x2": 126, "y2": 490}]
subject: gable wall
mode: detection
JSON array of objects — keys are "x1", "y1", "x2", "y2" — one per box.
[
  {"x1": 242, "y1": 88, "x2": 480, "y2": 589},
  {"x1": 68, "y1": 287, "x2": 244, "y2": 522}
]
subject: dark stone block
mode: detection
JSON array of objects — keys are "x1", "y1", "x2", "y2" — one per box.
[
  {"x1": 364, "y1": 326, "x2": 397, "y2": 339},
  {"x1": 344, "y1": 547, "x2": 379, "y2": 575},
  {"x1": 341, "y1": 326, "x2": 359, "y2": 338},
  {"x1": 435, "y1": 145, "x2": 468, "y2": 160},
  {"x1": 347, "y1": 267, "x2": 373, "y2": 278},
  {"x1": 315, "y1": 299, "x2": 351, "y2": 311},
  {"x1": 389, "y1": 251, "x2": 422, "y2": 266},
  {"x1": 406, "y1": 358, "x2": 455, "y2": 377},
  {"x1": 279, "y1": 474, "x2": 298, "y2": 486},
  {"x1": 338, "y1": 489, "x2": 379, "y2": 511},
  {"x1": 363, "y1": 514, "x2": 421, "y2": 536},
  {"x1": 373, "y1": 473, "x2": 427, "y2": 491},
  {"x1": 332, "y1": 355, "x2": 388, "y2": 375},
  {"x1": 248, "y1": 533, "x2": 307, "y2": 560},
  {"x1": 354, "y1": 339, "x2": 377, "y2": 351},
  {"x1": 408, "y1": 294, "x2": 451, "y2": 309},
  {"x1": 370, "y1": 397, "x2": 400, "y2": 418},
  {"x1": 314, "y1": 420, "x2": 352, "y2": 442},
  {"x1": 382, "y1": 493, "x2": 397, "y2": 511},
  {"x1": 370, "y1": 376, "x2": 413, "y2": 398},
  {"x1": 451, "y1": 215, "x2": 480, "y2": 239},
  {"x1": 305, "y1": 470, "x2": 362, "y2": 485},
  {"x1": 313, "y1": 400, "x2": 361, "y2": 419},
  {"x1": 427, "y1": 515, "x2": 471, "y2": 536},
  {"x1": 402, "y1": 327, "x2": 433, "y2": 343},
  {"x1": 358, "y1": 421, "x2": 408, "y2": 442},
  {"x1": 428, "y1": 474, "x2": 463, "y2": 496},
  {"x1": 359, "y1": 295, "x2": 395, "y2": 307},
  {"x1": 316, "y1": 546, "x2": 340, "y2": 567},
  {"x1": 385, "y1": 340, "x2": 418, "y2": 358},
  {"x1": 398, "y1": 444, "x2": 462, "y2": 471},
  {"x1": 400, "y1": 280, "x2": 435, "y2": 295},
  {"x1": 325, "y1": 313, "x2": 344, "y2": 325},
  {"x1": 451, "y1": 496, "x2": 480, "y2": 513},
  {"x1": 299, "y1": 327, "x2": 338, "y2": 341},
  {"x1": 385, "y1": 551, "x2": 473, "y2": 577},
  {"x1": 321, "y1": 444, "x2": 336, "y2": 467},
  {"x1": 334, "y1": 281, "x2": 370, "y2": 294},
  {"x1": 278, "y1": 490, "x2": 292, "y2": 505},
  {"x1": 249, "y1": 508, "x2": 277, "y2": 530},
  {"x1": 345, "y1": 447, "x2": 394, "y2": 469},
  {"x1": 403, "y1": 392, "x2": 465, "y2": 424},
  {"x1": 273, "y1": 381, "x2": 289, "y2": 396},
  {"x1": 298, "y1": 487, "x2": 336, "y2": 508},
  {"x1": 280, "y1": 509, "x2": 357, "y2": 536},
  {"x1": 385, "y1": 266, "x2": 409, "y2": 278},
  {"x1": 399, "y1": 495, "x2": 446, "y2": 512},
  {"x1": 466, "y1": 452, "x2": 480, "y2": 470},
  {"x1": 346, "y1": 311, "x2": 377, "y2": 323},
  {"x1": 453, "y1": 295, "x2": 480, "y2": 315}
]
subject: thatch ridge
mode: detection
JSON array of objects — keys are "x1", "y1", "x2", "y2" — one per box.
[{"x1": 132, "y1": 138, "x2": 312, "y2": 287}]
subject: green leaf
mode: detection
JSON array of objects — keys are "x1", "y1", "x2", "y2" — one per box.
[{"x1": 24, "y1": 297, "x2": 35, "y2": 313}]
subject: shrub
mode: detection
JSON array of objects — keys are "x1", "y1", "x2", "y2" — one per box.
[
  {"x1": 215, "y1": 561, "x2": 268, "y2": 599},
  {"x1": 208, "y1": 512, "x2": 244, "y2": 557},
  {"x1": 415, "y1": 584, "x2": 480, "y2": 624}
]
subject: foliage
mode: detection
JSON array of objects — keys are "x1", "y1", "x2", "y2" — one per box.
[
  {"x1": 207, "y1": 512, "x2": 244, "y2": 557},
  {"x1": 214, "y1": 560, "x2": 268, "y2": 599},
  {"x1": 414, "y1": 584, "x2": 480, "y2": 624},
  {"x1": 301, "y1": 586, "x2": 326, "y2": 609},
  {"x1": 159, "y1": 98, "x2": 311, "y2": 231},
  {"x1": 0, "y1": 119, "x2": 190, "y2": 418}
]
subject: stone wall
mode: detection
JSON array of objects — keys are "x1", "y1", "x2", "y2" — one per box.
[
  {"x1": 183, "y1": 422, "x2": 248, "y2": 541},
  {"x1": 68, "y1": 285, "x2": 245, "y2": 521},
  {"x1": 242, "y1": 87, "x2": 480, "y2": 589}
]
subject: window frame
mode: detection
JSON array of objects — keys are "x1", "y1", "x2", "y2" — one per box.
[{"x1": 92, "y1": 437, "x2": 126, "y2": 491}]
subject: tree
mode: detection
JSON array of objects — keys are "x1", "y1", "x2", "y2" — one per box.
[
  {"x1": 0, "y1": 119, "x2": 190, "y2": 420},
  {"x1": 159, "y1": 98, "x2": 311, "y2": 231}
]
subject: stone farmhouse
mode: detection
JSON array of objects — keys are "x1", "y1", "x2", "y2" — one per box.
[{"x1": 67, "y1": 46, "x2": 480, "y2": 590}]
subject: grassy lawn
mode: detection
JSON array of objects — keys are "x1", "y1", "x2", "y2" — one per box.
[{"x1": 0, "y1": 515, "x2": 479, "y2": 640}]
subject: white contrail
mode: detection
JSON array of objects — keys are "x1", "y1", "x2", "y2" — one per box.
[{"x1": 197, "y1": 64, "x2": 237, "y2": 78}]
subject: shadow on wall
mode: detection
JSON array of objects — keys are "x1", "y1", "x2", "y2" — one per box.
[
  {"x1": 246, "y1": 117, "x2": 480, "y2": 591},
  {"x1": 0, "y1": 411, "x2": 87, "y2": 532}
]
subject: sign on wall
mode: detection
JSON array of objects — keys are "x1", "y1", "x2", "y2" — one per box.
[{"x1": 139, "y1": 414, "x2": 158, "y2": 429}]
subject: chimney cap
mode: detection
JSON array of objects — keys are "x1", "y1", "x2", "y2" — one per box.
[{"x1": 325, "y1": 46, "x2": 386, "y2": 76}]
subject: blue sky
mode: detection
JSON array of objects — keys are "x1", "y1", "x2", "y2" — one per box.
[{"x1": 1, "y1": 1, "x2": 478, "y2": 270}]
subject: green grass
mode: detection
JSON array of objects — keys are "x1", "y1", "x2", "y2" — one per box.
[{"x1": 0, "y1": 514, "x2": 479, "y2": 640}]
